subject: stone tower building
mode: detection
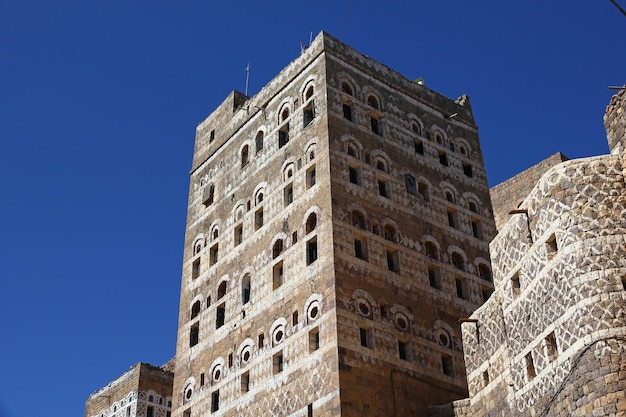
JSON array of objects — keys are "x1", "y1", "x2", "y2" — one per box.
[
  {"x1": 431, "y1": 88, "x2": 626, "y2": 417},
  {"x1": 172, "y1": 31, "x2": 495, "y2": 417}
]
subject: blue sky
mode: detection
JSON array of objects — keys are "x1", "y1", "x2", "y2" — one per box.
[{"x1": 0, "y1": 1, "x2": 623, "y2": 417}]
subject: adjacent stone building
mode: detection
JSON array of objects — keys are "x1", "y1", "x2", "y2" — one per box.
[
  {"x1": 432, "y1": 88, "x2": 626, "y2": 417},
  {"x1": 85, "y1": 362, "x2": 174, "y2": 417}
]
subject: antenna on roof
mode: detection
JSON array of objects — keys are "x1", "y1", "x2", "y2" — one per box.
[
  {"x1": 245, "y1": 63, "x2": 251, "y2": 96},
  {"x1": 608, "y1": 85, "x2": 626, "y2": 90}
]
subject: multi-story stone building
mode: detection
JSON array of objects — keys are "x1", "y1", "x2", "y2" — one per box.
[
  {"x1": 171, "y1": 31, "x2": 494, "y2": 417},
  {"x1": 85, "y1": 362, "x2": 174, "y2": 417}
]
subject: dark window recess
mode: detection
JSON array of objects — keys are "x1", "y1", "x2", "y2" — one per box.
[
  {"x1": 192, "y1": 258, "x2": 200, "y2": 280},
  {"x1": 370, "y1": 117, "x2": 380, "y2": 135},
  {"x1": 273, "y1": 352, "x2": 284, "y2": 374},
  {"x1": 202, "y1": 185, "x2": 215, "y2": 206},
  {"x1": 309, "y1": 328, "x2": 320, "y2": 352},
  {"x1": 255, "y1": 208, "x2": 263, "y2": 230},
  {"x1": 387, "y1": 250, "x2": 399, "y2": 273},
  {"x1": 343, "y1": 103, "x2": 352, "y2": 121},
  {"x1": 349, "y1": 166, "x2": 360, "y2": 185},
  {"x1": 455, "y1": 278, "x2": 465, "y2": 299},
  {"x1": 216, "y1": 304, "x2": 225, "y2": 328},
  {"x1": 303, "y1": 105, "x2": 314, "y2": 128},
  {"x1": 354, "y1": 238, "x2": 367, "y2": 260},
  {"x1": 405, "y1": 174, "x2": 417, "y2": 194},
  {"x1": 378, "y1": 180, "x2": 390, "y2": 198},
  {"x1": 414, "y1": 140, "x2": 424, "y2": 155},
  {"x1": 278, "y1": 124, "x2": 290, "y2": 148},
  {"x1": 209, "y1": 129, "x2": 215, "y2": 143},
  {"x1": 463, "y1": 163, "x2": 473, "y2": 177},
  {"x1": 190, "y1": 323, "x2": 199, "y2": 347},
  {"x1": 439, "y1": 152, "x2": 448, "y2": 166},
  {"x1": 211, "y1": 391, "x2": 219, "y2": 412},
  {"x1": 428, "y1": 266, "x2": 439, "y2": 289},
  {"x1": 255, "y1": 131, "x2": 264, "y2": 153},
  {"x1": 359, "y1": 327, "x2": 372, "y2": 348},
  {"x1": 306, "y1": 166, "x2": 316, "y2": 188},
  {"x1": 147, "y1": 406, "x2": 154, "y2": 417},
  {"x1": 442, "y1": 355, "x2": 454, "y2": 376},
  {"x1": 307, "y1": 238, "x2": 318, "y2": 265},
  {"x1": 398, "y1": 341, "x2": 408, "y2": 360},
  {"x1": 308, "y1": 404, "x2": 313, "y2": 417}
]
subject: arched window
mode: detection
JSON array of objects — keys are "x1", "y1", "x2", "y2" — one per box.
[
  {"x1": 352, "y1": 210, "x2": 366, "y2": 229},
  {"x1": 303, "y1": 85, "x2": 315, "y2": 128},
  {"x1": 451, "y1": 252, "x2": 465, "y2": 271},
  {"x1": 411, "y1": 121, "x2": 422, "y2": 135},
  {"x1": 376, "y1": 159, "x2": 388, "y2": 173},
  {"x1": 241, "y1": 145, "x2": 249, "y2": 167},
  {"x1": 479, "y1": 264, "x2": 492, "y2": 282},
  {"x1": 255, "y1": 131, "x2": 264, "y2": 153},
  {"x1": 256, "y1": 191, "x2": 264, "y2": 205},
  {"x1": 367, "y1": 95, "x2": 379, "y2": 110},
  {"x1": 273, "y1": 239, "x2": 284, "y2": 259},
  {"x1": 191, "y1": 300, "x2": 201, "y2": 320},
  {"x1": 425, "y1": 241, "x2": 439, "y2": 260},
  {"x1": 217, "y1": 281, "x2": 227, "y2": 300},
  {"x1": 212, "y1": 228, "x2": 219, "y2": 240},
  {"x1": 341, "y1": 81, "x2": 353, "y2": 96},
  {"x1": 306, "y1": 212, "x2": 317, "y2": 234},
  {"x1": 347, "y1": 143, "x2": 360, "y2": 159},
  {"x1": 384, "y1": 224, "x2": 397, "y2": 243},
  {"x1": 468, "y1": 201, "x2": 478, "y2": 213},
  {"x1": 242, "y1": 274, "x2": 251, "y2": 304}
]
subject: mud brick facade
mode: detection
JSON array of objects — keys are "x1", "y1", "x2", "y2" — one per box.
[{"x1": 85, "y1": 362, "x2": 173, "y2": 417}]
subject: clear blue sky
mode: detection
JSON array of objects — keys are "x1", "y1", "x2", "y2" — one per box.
[{"x1": 0, "y1": 1, "x2": 623, "y2": 417}]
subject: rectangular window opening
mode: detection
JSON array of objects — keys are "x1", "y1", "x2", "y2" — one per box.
[
  {"x1": 404, "y1": 174, "x2": 417, "y2": 195},
  {"x1": 439, "y1": 151, "x2": 448, "y2": 166},
  {"x1": 234, "y1": 224, "x2": 243, "y2": 246},
  {"x1": 441, "y1": 354, "x2": 454, "y2": 376},
  {"x1": 455, "y1": 277, "x2": 466, "y2": 300},
  {"x1": 278, "y1": 125, "x2": 290, "y2": 148},
  {"x1": 258, "y1": 333, "x2": 265, "y2": 348},
  {"x1": 378, "y1": 179, "x2": 390, "y2": 198},
  {"x1": 309, "y1": 327, "x2": 320, "y2": 352},
  {"x1": 273, "y1": 261, "x2": 284, "y2": 290},
  {"x1": 525, "y1": 352, "x2": 536, "y2": 380},
  {"x1": 398, "y1": 341, "x2": 408, "y2": 360},
  {"x1": 428, "y1": 265, "x2": 440, "y2": 289},
  {"x1": 147, "y1": 406, "x2": 154, "y2": 417},
  {"x1": 472, "y1": 219, "x2": 482, "y2": 239},
  {"x1": 211, "y1": 391, "x2": 220, "y2": 412},
  {"x1": 306, "y1": 165, "x2": 316, "y2": 188},
  {"x1": 190, "y1": 323, "x2": 199, "y2": 347},
  {"x1": 359, "y1": 327, "x2": 373, "y2": 348},
  {"x1": 447, "y1": 210, "x2": 457, "y2": 229},
  {"x1": 348, "y1": 166, "x2": 361, "y2": 186},
  {"x1": 255, "y1": 208, "x2": 264, "y2": 230},
  {"x1": 354, "y1": 237, "x2": 368, "y2": 261},
  {"x1": 463, "y1": 163, "x2": 473, "y2": 177},
  {"x1": 307, "y1": 403, "x2": 313, "y2": 417},
  {"x1": 192, "y1": 258, "x2": 200, "y2": 280},
  {"x1": 414, "y1": 139, "x2": 424, "y2": 155},
  {"x1": 386, "y1": 249, "x2": 399, "y2": 273},
  {"x1": 273, "y1": 352, "x2": 284, "y2": 374},
  {"x1": 343, "y1": 103, "x2": 352, "y2": 121},
  {"x1": 370, "y1": 116, "x2": 380, "y2": 135},
  {"x1": 284, "y1": 183, "x2": 294, "y2": 207},
  {"x1": 512, "y1": 272, "x2": 521, "y2": 295},
  {"x1": 241, "y1": 371, "x2": 250, "y2": 393},
  {"x1": 210, "y1": 244, "x2": 219, "y2": 265},
  {"x1": 216, "y1": 304, "x2": 225, "y2": 329},
  {"x1": 307, "y1": 238, "x2": 318, "y2": 265},
  {"x1": 303, "y1": 105, "x2": 314, "y2": 128},
  {"x1": 545, "y1": 332, "x2": 558, "y2": 361}
]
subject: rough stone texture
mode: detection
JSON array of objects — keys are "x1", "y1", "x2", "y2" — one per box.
[
  {"x1": 490, "y1": 152, "x2": 569, "y2": 231},
  {"x1": 171, "y1": 31, "x2": 495, "y2": 417},
  {"x1": 85, "y1": 362, "x2": 173, "y2": 417},
  {"x1": 605, "y1": 87, "x2": 626, "y2": 155},
  {"x1": 447, "y1": 88, "x2": 626, "y2": 417}
]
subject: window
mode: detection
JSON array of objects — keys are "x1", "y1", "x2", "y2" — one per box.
[
  {"x1": 450, "y1": 252, "x2": 465, "y2": 271},
  {"x1": 545, "y1": 332, "x2": 558, "y2": 361},
  {"x1": 376, "y1": 159, "x2": 388, "y2": 173},
  {"x1": 234, "y1": 224, "x2": 243, "y2": 246},
  {"x1": 210, "y1": 244, "x2": 219, "y2": 266},
  {"x1": 202, "y1": 184, "x2": 215, "y2": 206},
  {"x1": 183, "y1": 409, "x2": 191, "y2": 417},
  {"x1": 455, "y1": 277, "x2": 467, "y2": 300},
  {"x1": 425, "y1": 241, "x2": 439, "y2": 260},
  {"x1": 428, "y1": 265, "x2": 440, "y2": 289},
  {"x1": 255, "y1": 208, "x2": 263, "y2": 230},
  {"x1": 348, "y1": 165, "x2": 361, "y2": 186},
  {"x1": 341, "y1": 81, "x2": 353, "y2": 96},
  {"x1": 546, "y1": 234, "x2": 558, "y2": 257},
  {"x1": 209, "y1": 129, "x2": 215, "y2": 143},
  {"x1": 469, "y1": 201, "x2": 478, "y2": 213},
  {"x1": 441, "y1": 354, "x2": 454, "y2": 376},
  {"x1": 384, "y1": 225, "x2": 397, "y2": 243},
  {"x1": 279, "y1": 125, "x2": 289, "y2": 148},
  {"x1": 359, "y1": 327, "x2": 373, "y2": 348},
  {"x1": 306, "y1": 212, "x2": 317, "y2": 234},
  {"x1": 273, "y1": 261, "x2": 284, "y2": 289},
  {"x1": 370, "y1": 116, "x2": 380, "y2": 135},
  {"x1": 192, "y1": 258, "x2": 200, "y2": 280},
  {"x1": 405, "y1": 174, "x2": 417, "y2": 195},
  {"x1": 217, "y1": 281, "x2": 227, "y2": 300},
  {"x1": 306, "y1": 165, "x2": 316, "y2": 188},
  {"x1": 439, "y1": 151, "x2": 448, "y2": 166},
  {"x1": 418, "y1": 181, "x2": 429, "y2": 201},
  {"x1": 343, "y1": 103, "x2": 353, "y2": 121},
  {"x1": 352, "y1": 210, "x2": 366, "y2": 229},
  {"x1": 273, "y1": 352, "x2": 284, "y2": 374},
  {"x1": 309, "y1": 327, "x2": 320, "y2": 352},
  {"x1": 354, "y1": 236, "x2": 368, "y2": 261},
  {"x1": 478, "y1": 264, "x2": 492, "y2": 282},
  {"x1": 481, "y1": 286, "x2": 493, "y2": 302},
  {"x1": 258, "y1": 333, "x2": 265, "y2": 348},
  {"x1": 471, "y1": 219, "x2": 482, "y2": 239},
  {"x1": 272, "y1": 239, "x2": 284, "y2": 259},
  {"x1": 284, "y1": 183, "x2": 293, "y2": 206},
  {"x1": 512, "y1": 272, "x2": 521, "y2": 295},
  {"x1": 398, "y1": 341, "x2": 408, "y2": 360},
  {"x1": 447, "y1": 210, "x2": 457, "y2": 229},
  {"x1": 241, "y1": 145, "x2": 249, "y2": 167},
  {"x1": 463, "y1": 163, "x2": 473, "y2": 177},
  {"x1": 414, "y1": 139, "x2": 424, "y2": 155},
  {"x1": 303, "y1": 99, "x2": 314, "y2": 128},
  {"x1": 445, "y1": 191, "x2": 455, "y2": 203},
  {"x1": 367, "y1": 95, "x2": 379, "y2": 110},
  {"x1": 242, "y1": 274, "x2": 251, "y2": 304},
  {"x1": 216, "y1": 303, "x2": 225, "y2": 328},
  {"x1": 482, "y1": 370, "x2": 490, "y2": 387},
  {"x1": 411, "y1": 121, "x2": 422, "y2": 135},
  {"x1": 255, "y1": 131, "x2": 264, "y2": 153},
  {"x1": 308, "y1": 404, "x2": 313, "y2": 417},
  {"x1": 292, "y1": 231, "x2": 298, "y2": 244},
  {"x1": 378, "y1": 178, "x2": 390, "y2": 198},
  {"x1": 347, "y1": 143, "x2": 360, "y2": 158},
  {"x1": 190, "y1": 323, "x2": 199, "y2": 347},
  {"x1": 211, "y1": 391, "x2": 219, "y2": 412},
  {"x1": 200, "y1": 373, "x2": 205, "y2": 386},
  {"x1": 622, "y1": 276, "x2": 626, "y2": 291},
  {"x1": 525, "y1": 352, "x2": 536, "y2": 380},
  {"x1": 241, "y1": 372, "x2": 250, "y2": 393},
  {"x1": 147, "y1": 406, "x2": 154, "y2": 417},
  {"x1": 292, "y1": 310, "x2": 298, "y2": 326},
  {"x1": 386, "y1": 249, "x2": 399, "y2": 273},
  {"x1": 307, "y1": 238, "x2": 318, "y2": 265},
  {"x1": 191, "y1": 300, "x2": 201, "y2": 320}
]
